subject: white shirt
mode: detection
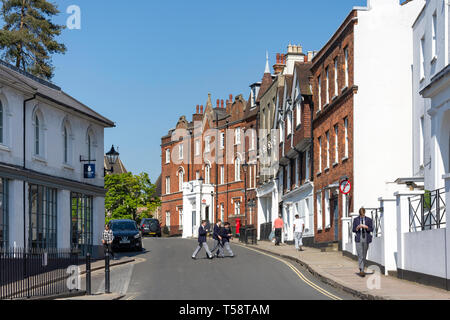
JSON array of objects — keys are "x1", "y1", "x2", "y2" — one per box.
[{"x1": 293, "y1": 218, "x2": 304, "y2": 233}]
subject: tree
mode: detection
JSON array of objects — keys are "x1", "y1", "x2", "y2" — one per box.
[
  {"x1": 0, "y1": 0, "x2": 66, "y2": 79},
  {"x1": 104, "y1": 172, "x2": 160, "y2": 224}
]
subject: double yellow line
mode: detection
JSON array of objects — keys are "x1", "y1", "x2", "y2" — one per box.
[{"x1": 239, "y1": 245, "x2": 342, "y2": 300}]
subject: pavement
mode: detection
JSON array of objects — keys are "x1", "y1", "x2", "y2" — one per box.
[{"x1": 232, "y1": 238, "x2": 450, "y2": 300}]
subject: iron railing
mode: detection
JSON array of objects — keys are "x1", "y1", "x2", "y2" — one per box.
[
  {"x1": 0, "y1": 248, "x2": 79, "y2": 300},
  {"x1": 239, "y1": 225, "x2": 257, "y2": 245},
  {"x1": 367, "y1": 208, "x2": 383, "y2": 238},
  {"x1": 259, "y1": 222, "x2": 272, "y2": 241},
  {"x1": 409, "y1": 188, "x2": 446, "y2": 232}
]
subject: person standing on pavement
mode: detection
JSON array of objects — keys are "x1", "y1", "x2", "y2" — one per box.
[
  {"x1": 210, "y1": 220, "x2": 223, "y2": 257},
  {"x1": 273, "y1": 214, "x2": 284, "y2": 246},
  {"x1": 102, "y1": 224, "x2": 115, "y2": 260},
  {"x1": 192, "y1": 220, "x2": 213, "y2": 260},
  {"x1": 293, "y1": 214, "x2": 305, "y2": 251},
  {"x1": 352, "y1": 207, "x2": 373, "y2": 277},
  {"x1": 219, "y1": 222, "x2": 234, "y2": 258}
]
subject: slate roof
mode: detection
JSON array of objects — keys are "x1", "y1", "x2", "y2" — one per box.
[{"x1": 294, "y1": 62, "x2": 313, "y2": 96}]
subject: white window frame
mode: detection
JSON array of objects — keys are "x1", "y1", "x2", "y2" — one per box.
[
  {"x1": 334, "y1": 57, "x2": 338, "y2": 97},
  {"x1": 195, "y1": 139, "x2": 200, "y2": 156},
  {"x1": 235, "y1": 157, "x2": 241, "y2": 181},
  {"x1": 344, "y1": 117, "x2": 349, "y2": 158},
  {"x1": 179, "y1": 208, "x2": 183, "y2": 230},
  {"x1": 165, "y1": 176, "x2": 170, "y2": 194},
  {"x1": 166, "y1": 211, "x2": 171, "y2": 228},
  {"x1": 287, "y1": 112, "x2": 292, "y2": 137},
  {"x1": 165, "y1": 149, "x2": 170, "y2": 164},
  {"x1": 344, "y1": 47, "x2": 349, "y2": 88},
  {"x1": 179, "y1": 144, "x2": 184, "y2": 160},
  {"x1": 220, "y1": 204, "x2": 224, "y2": 221},
  {"x1": 220, "y1": 132, "x2": 224, "y2": 150},
  {"x1": 420, "y1": 36, "x2": 425, "y2": 81},
  {"x1": 326, "y1": 131, "x2": 330, "y2": 169},
  {"x1": 431, "y1": 11, "x2": 437, "y2": 61},
  {"x1": 178, "y1": 169, "x2": 184, "y2": 192},
  {"x1": 205, "y1": 165, "x2": 211, "y2": 184},
  {"x1": 220, "y1": 165, "x2": 224, "y2": 185},
  {"x1": 318, "y1": 137, "x2": 322, "y2": 173},
  {"x1": 324, "y1": 190, "x2": 330, "y2": 229},
  {"x1": 296, "y1": 101, "x2": 301, "y2": 126},
  {"x1": 334, "y1": 125, "x2": 339, "y2": 164},
  {"x1": 317, "y1": 193, "x2": 323, "y2": 231},
  {"x1": 235, "y1": 128, "x2": 241, "y2": 145},
  {"x1": 234, "y1": 200, "x2": 241, "y2": 216},
  {"x1": 205, "y1": 136, "x2": 211, "y2": 153},
  {"x1": 318, "y1": 76, "x2": 322, "y2": 110}
]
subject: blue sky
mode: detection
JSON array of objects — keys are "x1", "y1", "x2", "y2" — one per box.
[{"x1": 50, "y1": 0, "x2": 367, "y2": 183}]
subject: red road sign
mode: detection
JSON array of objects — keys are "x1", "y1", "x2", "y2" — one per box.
[{"x1": 339, "y1": 180, "x2": 351, "y2": 195}]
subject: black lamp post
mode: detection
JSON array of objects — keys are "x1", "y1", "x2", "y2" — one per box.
[
  {"x1": 242, "y1": 163, "x2": 249, "y2": 226},
  {"x1": 104, "y1": 145, "x2": 119, "y2": 176}
]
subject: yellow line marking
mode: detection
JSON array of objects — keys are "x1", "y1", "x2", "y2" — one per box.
[
  {"x1": 236, "y1": 244, "x2": 342, "y2": 300},
  {"x1": 126, "y1": 294, "x2": 137, "y2": 300}
]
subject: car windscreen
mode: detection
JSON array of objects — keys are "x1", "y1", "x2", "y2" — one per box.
[{"x1": 111, "y1": 222, "x2": 137, "y2": 231}]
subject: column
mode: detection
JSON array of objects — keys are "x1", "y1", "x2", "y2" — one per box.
[
  {"x1": 57, "y1": 190, "x2": 71, "y2": 250},
  {"x1": 444, "y1": 174, "x2": 450, "y2": 284},
  {"x1": 8, "y1": 180, "x2": 25, "y2": 248},
  {"x1": 379, "y1": 196, "x2": 397, "y2": 276}
]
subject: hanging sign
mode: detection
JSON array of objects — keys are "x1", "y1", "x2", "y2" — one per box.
[{"x1": 84, "y1": 164, "x2": 96, "y2": 179}]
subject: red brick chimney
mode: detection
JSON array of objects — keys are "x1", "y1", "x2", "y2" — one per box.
[
  {"x1": 216, "y1": 99, "x2": 220, "y2": 108},
  {"x1": 221, "y1": 100, "x2": 224, "y2": 108},
  {"x1": 273, "y1": 52, "x2": 286, "y2": 74},
  {"x1": 196, "y1": 105, "x2": 199, "y2": 114},
  {"x1": 229, "y1": 94, "x2": 233, "y2": 103},
  {"x1": 200, "y1": 105, "x2": 204, "y2": 114}
]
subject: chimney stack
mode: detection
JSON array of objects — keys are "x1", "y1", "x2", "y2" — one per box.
[
  {"x1": 221, "y1": 100, "x2": 224, "y2": 108},
  {"x1": 229, "y1": 94, "x2": 233, "y2": 103},
  {"x1": 273, "y1": 52, "x2": 286, "y2": 74},
  {"x1": 196, "y1": 105, "x2": 199, "y2": 114},
  {"x1": 200, "y1": 105, "x2": 204, "y2": 114},
  {"x1": 216, "y1": 99, "x2": 220, "y2": 108}
]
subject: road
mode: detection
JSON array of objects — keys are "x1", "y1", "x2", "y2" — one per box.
[{"x1": 84, "y1": 237, "x2": 356, "y2": 300}]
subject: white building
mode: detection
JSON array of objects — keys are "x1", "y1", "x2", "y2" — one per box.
[{"x1": 0, "y1": 60, "x2": 114, "y2": 258}]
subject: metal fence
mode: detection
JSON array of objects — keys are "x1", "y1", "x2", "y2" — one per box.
[
  {"x1": 0, "y1": 248, "x2": 79, "y2": 300},
  {"x1": 239, "y1": 226, "x2": 257, "y2": 245},
  {"x1": 409, "y1": 188, "x2": 446, "y2": 232},
  {"x1": 259, "y1": 222, "x2": 272, "y2": 241},
  {"x1": 367, "y1": 208, "x2": 383, "y2": 238}
]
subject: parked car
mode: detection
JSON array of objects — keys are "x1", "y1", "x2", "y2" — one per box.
[
  {"x1": 140, "y1": 218, "x2": 162, "y2": 237},
  {"x1": 109, "y1": 219, "x2": 143, "y2": 251}
]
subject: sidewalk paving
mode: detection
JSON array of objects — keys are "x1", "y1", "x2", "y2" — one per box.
[
  {"x1": 232, "y1": 239, "x2": 450, "y2": 300},
  {"x1": 56, "y1": 293, "x2": 124, "y2": 300}
]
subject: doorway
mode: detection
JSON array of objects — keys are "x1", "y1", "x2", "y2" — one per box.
[{"x1": 332, "y1": 196, "x2": 339, "y2": 241}]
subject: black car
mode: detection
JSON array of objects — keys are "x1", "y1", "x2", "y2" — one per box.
[
  {"x1": 109, "y1": 219, "x2": 143, "y2": 251},
  {"x1": 140, "y1": 218, "x2": 161, "y2": 237}
]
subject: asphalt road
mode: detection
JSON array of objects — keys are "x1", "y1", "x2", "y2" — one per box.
[{"x1": 96, "y1": 237, "x2": 356, "y2": 300}]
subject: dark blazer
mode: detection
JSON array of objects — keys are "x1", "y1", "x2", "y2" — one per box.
[
  {"x1": 213, "y1": 224, "x2": 221, "y2": 240},
  {"x1": 352, "y1": 216, "x2": 373, "y2": 244},
  {"x1": 220, "y1": 228, "x2": 231, "y2": 244},
  {"x1": 198, "y1": 226, "x2": 208, "y2": 243}
]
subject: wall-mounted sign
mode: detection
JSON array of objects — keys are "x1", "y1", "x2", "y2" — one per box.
[
  {"x1": 339, "y1": 179, "x2": 351, "y2": 195},
  {"x1": 84, "y1": 164, "x2": 96, "y2": 179}
]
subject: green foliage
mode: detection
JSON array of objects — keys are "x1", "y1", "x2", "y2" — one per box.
[
  {"x1": 0, "y1": 0, "x2": 67, "y2": 79},
  {"x1": 105, "y1": 172, "x2": 160, "y2": 225},
  {"x1": 424, "y1": 190, "x2": 432, "y2": 210}
]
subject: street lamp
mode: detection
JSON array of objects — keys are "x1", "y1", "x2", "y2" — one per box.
[
  {"x1": 242, "y1": 163, "x2": 249, "y2": 226},
  {"x1": 104, "y1": 145, "x2": 119, "y2": 176}
]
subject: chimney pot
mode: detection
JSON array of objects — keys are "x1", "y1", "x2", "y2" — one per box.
[
  {"x1": 200, "y1": 105, "x2": 204, "y2": 114},
  {"x1": 229, "y1": 94, "x2": 233, "y2": 102},
  {"x1": 196, "y1": 105, "x2": 199, "y2": 113},
  {"x1": 217, "y1": 99, "x2": 220, "y2": 108},
  {"x1": 221, "y1": 100, "x2": 224, "y2": 108}
]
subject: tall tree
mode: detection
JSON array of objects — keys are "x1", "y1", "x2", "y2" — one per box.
[
  {"x1": 0, "y1": 0, "x2": 66, "y2": 79},
  {"x1": 105, "y1": 172, "x2": 161, "y2": 223}
]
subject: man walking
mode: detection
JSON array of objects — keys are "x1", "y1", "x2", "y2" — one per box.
[
  {"x1": 352, "y1": 207, "x2": 373, "y2": 277},
  {"x1": 192, "y1": 220, "x2": 213, "y2": 260},
  {"x1": 102, "y1": 224, "x2": 115, "y2": 260},
  {"x1": 211, "y1": 220, "x2": 223, "y2": 257},
  {"x1": 293, "y1": 214, "x2": 305, "y2": 251},
  {"x1": 219, "y1": 222, "x2": 234, "y2": 258},
  {"x1": 273, "y1": 214, "x2": 284, "y2": 246}
]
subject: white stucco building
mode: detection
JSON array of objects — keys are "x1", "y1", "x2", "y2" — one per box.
[{"x1": 0, "y1": 60, "x2": 114, "y2": 258}]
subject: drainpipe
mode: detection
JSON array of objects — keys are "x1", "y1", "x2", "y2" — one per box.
[{"x1": 23, "y1": 94, "x2": 37, "y2": 250}]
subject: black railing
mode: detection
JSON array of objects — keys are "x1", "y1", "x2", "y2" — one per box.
[
  {"x1": 0, "y1": 248, "x2": 79, "y2": 300},
  {"x1": 259, "y1": 222, "x2": 272, "y2": 241},
  {"x1": 239, "y1": 225, "x2": 257, "y2": 245},
  {"x1": 409, "y1": 188, "x2": 446, "y2": 232},
  {"x1": 367, "y1": 208, "x2": 383, "y2": 238}
]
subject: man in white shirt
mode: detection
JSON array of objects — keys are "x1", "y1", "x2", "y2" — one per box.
[{"x1": 293, "y1": 214, "x2": 305, "y2": 251}]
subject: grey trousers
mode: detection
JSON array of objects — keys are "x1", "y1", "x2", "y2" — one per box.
[
  {"x1": 211, "y1": 239, "x2": 221, "y2": 254},
  {"x1": 356, "y1": 240, "x2": 369, "y2": 271},
  {"x1": 192, "y1": 242, "x2": 212, "y2": 258},
  {"x1": 294, "y1": 232, "x2": 303, "y2": 249},
  {"x1": 221, "y1": 242, "x2": 234, "y2": 257}
]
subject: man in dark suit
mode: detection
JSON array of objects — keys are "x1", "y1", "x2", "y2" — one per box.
[
  {"x1": 352, "y1": 207, "x2": 373, "y2": 277},
  {"x1": 219, "y1": 222, "x2": 234, "y2": 258},
  {"x1": 192, "y1": 220, "x2": 213, "y2": 260},
  {"x1": 210, "y1": 220, "x2": 223, "y2": 257}
]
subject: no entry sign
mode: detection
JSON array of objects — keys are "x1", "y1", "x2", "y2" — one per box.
[{"x1": 339, "y1": 180, "x2": 351, "y2": 195}]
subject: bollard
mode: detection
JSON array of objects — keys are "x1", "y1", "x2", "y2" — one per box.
[
  {"x1": 105, "y1": 248, "x2": 111, "y2": 294},
  {"x1": 86, "y1": 252, "x2": 91, "y2": 295}
]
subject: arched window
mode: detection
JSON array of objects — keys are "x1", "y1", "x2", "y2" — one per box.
[
  {"x1": 35, "y1": 114, "x2": 40, "y2": 155},
  {"x1": 235, "y1": 157, "x2": 241, "y2": 181},
  {"x1": 86, "y1": 127, "x2": 97, "y2": 161},
  {"x1": 178, "y1": 168, "x2": 184, "y2": 192},
  {"x1": 63, "y1": 126, "x2": 68, "y2": 163},
  {"x1": 0, "y1": 100, "x2": 3, "y2": 144},
  {"x1": 205, "y1": 164, "x2": 210, "y2": 184}
]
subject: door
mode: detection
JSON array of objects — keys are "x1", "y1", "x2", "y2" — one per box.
[{"x1": 332, "y1": 196, "x2": 339, "y2": 241}]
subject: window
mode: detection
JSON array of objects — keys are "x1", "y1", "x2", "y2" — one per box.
[
  {"x1": 318, "y1": 76, "x2": 322, "y2": 110},
  {"x1": 29, "y1": 184, "x2": 57, "y2": 249},
  {"x1": 220, "y1": 165, "x2": 224, "y2": 184},
  {"x1": 334, "y1": 57, "x2": 339, "y2": 96},
  {"x1": 35, "y1": 115, "x2": 40, "y2": 155},
  {"x1": 166, "y1": 211, "x2": 171, "y2": 228},
  {"x1": 195, "y1": 140, "x2": 200, "y2": 156},
  {"x1": 63, "y1": 126, "x2": 69, "y2": 164},
  {"x1": 287, "y1": 112, "x2": 292, "y2": 136},
  {"x1": 305, "y1": 150, "x2": 310, "y2": 181},
  {"x1": 165, "y1": 176, "x2": 170, "y2": 194},
  {"x1": 220, "y1": 204, "x2": 224, "y2": 221},
  {"x1": 296, "y1": 101, "x2": 301, "y2": 126},
  {"x1": 279, "y1": 121, "x2": 284, "y2": 143},
  {"x1": 326, "y1": 131, "x2": 330, "y2": 169},
  {"x1": 0, "y1": 101, "x2": 3, "y2": 144},
  {"x1": 334, "y1": 125, "x2": 339, "y2": 164},
  {"x1": 179, "y1": 208, "x2": 183, "y2": 230},
  {"x1": 205, "y1": 136, "x2": 211, "y2": 153},
  {"x1": 432, "y1": 12, "x2": 437, "y2": 60},
  {"x1": 420, "y1": 116, "x2": 425, "y2": 167},
  {"x1": 178, "y1": 144, "x2": 184, "y2": 160},
  {"x1": 235, "y1": 157, "x2": 241, "y2": 181},
  {"x1": 235, "y1": 128, "x2": 241, "y2": 145},
  {"x1": 420, "y1": 36, "x2": 425, "y2": 80},
  {"x1": 286, "y1": 163, "x2": 291, "y2": 191},
  {"x1": 165, "y1": 149, "x2": 170, "y2": 164},
  {"x1": 205, "y1": 164, "x2": 211, "y2": 184},
  {"x1": 250, "y1": 130, "x2": 255, "y2": 150},
  {"x1": 220, "y1": 133, "x2": 224, "y2": 150},
  {"x1": 178, "y1": 168, "x2": 184, "y2": 191},
  {"x1": 344, "y1": 117, "x2": 349, "y2": 158},
  {"x1": 71, "y1": 193, "x2": 93, "y2": 256},
  {"x1": 0, "y1": 179, "x2": 8, "y2": 249},
  {"x1": 325, "y1": 67, "x2": 329, "y2": 104},
  {"x1": 344, "y1": 47, "x2": 349, "y2": 88},
  {"x1": 324, "y1": 190, "x2": 330, "y2": 229},
  {"x1": 318, "y1": 137, "x2": 322, "y2": 173},
  {"x1": 234, "y1": 200, "x2": 241, "y2": 216},
  {"x1": 317, "y1": 193, "x2": 323, "y2": 231},
  {"x1": 295, "y1": 157, "x2": 299, "y2": 186}
]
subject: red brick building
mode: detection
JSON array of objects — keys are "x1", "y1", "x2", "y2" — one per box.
[{"x1": 311, "y1": 11, "x2": 356, "y2": 246}]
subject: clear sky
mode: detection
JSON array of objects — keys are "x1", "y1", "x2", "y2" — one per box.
[{"x1": 50, "y1": 0, "x2": 367, "y2": 183}]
